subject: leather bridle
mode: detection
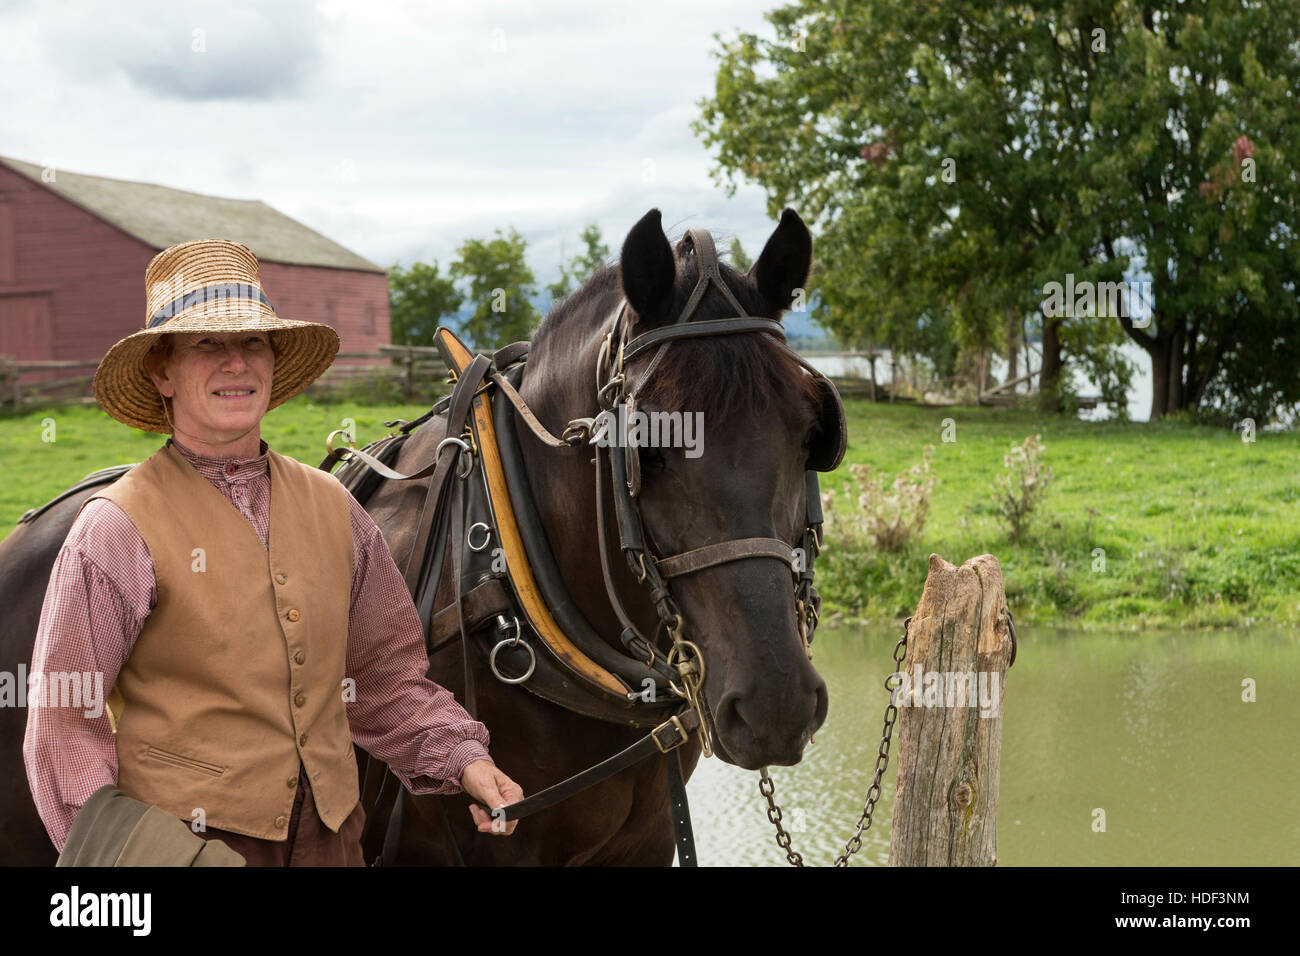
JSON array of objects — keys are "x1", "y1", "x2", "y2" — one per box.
[{"x1": 571, "y1": 228, "x2": 847, "y2": 757}]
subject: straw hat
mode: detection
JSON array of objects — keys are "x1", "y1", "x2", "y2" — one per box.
[{"x1": 93, "y1": 239, "x2": 340, "y2": 433}]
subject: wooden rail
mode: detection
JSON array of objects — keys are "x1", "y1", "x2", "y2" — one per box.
[{"x1": 0, "y1": 347, "x2": 453, "y2": 410}]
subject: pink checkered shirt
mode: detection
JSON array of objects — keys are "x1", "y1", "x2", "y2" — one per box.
[{"x1": 23, "y1": 435, "x2": 492, "y2": 852}]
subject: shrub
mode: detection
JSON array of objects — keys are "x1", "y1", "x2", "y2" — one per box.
[
  {"x1": 824, "y1": 446, "x2": 936, "y2": 551},
  {"x1": 992, "y1": 434, "x2": 1053, "y2": 541}
]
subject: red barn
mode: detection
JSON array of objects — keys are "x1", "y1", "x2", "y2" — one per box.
[{"x1": 0, "y1": 155, "x2": 389, "y2": 379}]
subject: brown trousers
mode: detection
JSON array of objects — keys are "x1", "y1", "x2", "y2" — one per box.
[{"x1": 195, "y1": 763, "x2": 366, "y2": 867}]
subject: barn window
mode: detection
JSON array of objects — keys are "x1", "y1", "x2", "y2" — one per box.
[{"x1": 362, "y1": 302, "x2": 376, "y2": 335}]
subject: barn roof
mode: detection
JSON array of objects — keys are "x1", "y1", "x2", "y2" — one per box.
[{"x1": 0, "y1": 155, "x2": 385, "y2": 274}]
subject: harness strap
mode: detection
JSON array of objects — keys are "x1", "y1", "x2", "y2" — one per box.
[
  {"x1": 497, "y1": 709, "x2": 700, "y2": 822},
  {"x1": 427, "y1": 577, "x2": 511, "y2": 648},
  {"x1": 676, "y1": 229, "x2": 749, "y2": 321},
  {"x1": 401, "y1": 354, "x2": 491, "y2": 595},
  {"x1": 666, "y1": 747, "x2": 696, "y2": 867},
  {"x1": 450, "y1": 473, "x2": 476, "y2": 720},
  {"x1": 487, "y1": 369, "x2": 573, "y2": 449},
  {"x1": 622, "y1": 317, "x2": 786, "y2": 365},
  {"x1": 654, "y1": 537, "x2": 794, "y2": 580}
]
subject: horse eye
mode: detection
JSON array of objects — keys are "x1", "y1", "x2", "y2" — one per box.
[{"x1": 642, "y1": 449, "x2": 667, "y2": 475}]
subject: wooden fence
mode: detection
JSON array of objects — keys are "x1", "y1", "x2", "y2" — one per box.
[{"x1": 0, "y1": 345, "x2": 452, "y2": 411}]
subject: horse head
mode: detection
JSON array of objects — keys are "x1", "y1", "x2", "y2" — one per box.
[{"x1": 523, "y1": 207, "x2": 837, "y2": 771}]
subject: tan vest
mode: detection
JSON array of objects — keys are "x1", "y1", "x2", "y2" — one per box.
[{"x1": 82, "y1": 441, "x2": 358, "y2": 841}]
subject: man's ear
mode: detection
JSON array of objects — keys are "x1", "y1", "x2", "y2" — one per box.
[{"x1": 143, "y1": 344, "x2": 174, "y2": 398}]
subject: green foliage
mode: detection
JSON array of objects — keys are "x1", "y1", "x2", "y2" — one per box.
[
  {"x1": 450, "y1": 229, "x2": 542, "y2": 350},
  {"x1": 826, "y1": 447, "x2": 936, "y2": 551},
  {"x1": 695, "y1": 1, "x2": 1300, "y2": 421},
  {"x1": 547, "y1": 223, "x2": 610, "y2": 302},
  {"x1": 728, "y1": 237, "x2": 753, "y2": 273},
  {"x1": 388, "y1": 260, "x2": 461, "y2": 347},
  {"x1": 991, "y1": 434, "x2": 1054, "y2": 541}
]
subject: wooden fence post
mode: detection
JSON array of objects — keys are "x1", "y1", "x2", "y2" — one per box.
[{"x1": 887, "y1": 553, "x2": 1014, "y2": 866}]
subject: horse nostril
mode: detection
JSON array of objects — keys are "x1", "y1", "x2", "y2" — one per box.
[{"x1": 811, "y1": 679, "x2": 828, "y2": 732}]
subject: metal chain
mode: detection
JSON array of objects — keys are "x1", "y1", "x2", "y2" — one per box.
[{"x1": 758, "y1": 616, "x2": 911, "y2": 867}]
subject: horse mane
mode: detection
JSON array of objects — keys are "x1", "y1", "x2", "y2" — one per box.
[{"x1": 535, "y1": 240, "x2": 823, "y2": 424}]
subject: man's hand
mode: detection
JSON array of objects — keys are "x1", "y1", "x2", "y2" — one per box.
[{"x1": 461, "y1": 759, "x2": 524, "y2": 836}]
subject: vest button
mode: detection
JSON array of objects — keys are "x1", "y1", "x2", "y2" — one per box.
[
  {"x1": 287, "y1": 776, "x2": 298, "y2": 789},
  {"x1": 294, "y1": 650, "x2": 306, "y2": 665},
  {"x1": 276, "y1": 573, "x2": 287, "y2": 585},
  {"x1": 299, "y1": 733, "x2": 309, "y2": 747},
  {"x1": 287, "y1": 608, "x2": 301, "y2": 622},
  {"x1": 294, "y1": 692, "x2": 306, "y2": 707},
  {"x1": 274, "y1": 815, "x2": 287, "y2": 829}
]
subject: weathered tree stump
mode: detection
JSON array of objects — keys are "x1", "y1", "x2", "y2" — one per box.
[{"x1": 887, "y1": 553, "x2": 1014, "y2": 866}]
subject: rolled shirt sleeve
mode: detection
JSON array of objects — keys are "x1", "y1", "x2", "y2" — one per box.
[{"x1": 22, "y1": 498, "x2": 151, "y2": 852}]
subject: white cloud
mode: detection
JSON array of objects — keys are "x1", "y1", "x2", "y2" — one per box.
[{"x1": 0, "y1": 0, "x2": 792, "y2": 285}]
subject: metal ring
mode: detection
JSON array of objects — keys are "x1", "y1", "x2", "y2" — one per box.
[
  {"x1": 435, "y1": 436, "x2": 474, "y2": 479},
  {"x1": 325, "y1": 428, "x2": 355, "y2": 462},
  {"x1": 490, "y1": 635, "x2": 535, "y2": 684},
  {"x1": 436, "y1": 436, "x2": 469, "y2": 456},
  {"x1": 467, "y1": 522, "x2": 492, "y2": 552},
  {"x1": 666, "y1": 638, "x2": 706, "y2": 684}
]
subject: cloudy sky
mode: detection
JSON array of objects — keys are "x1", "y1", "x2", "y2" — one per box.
[{"x1": 1, "y1": 0, "x2": 790, "y2": 284}]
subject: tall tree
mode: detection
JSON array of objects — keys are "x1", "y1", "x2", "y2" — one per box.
[
  {"x1": 388, "y1": 260, "x2": 461, "y2": 347},
  {"x1": 695, "y1": 0, "x2": 1300, "y2": 421},
  {"x1": 547, "y1": 222, "x2": 611, "y2": 302},
  {"x1": 729, "y1": 237, "x2": 753, "y2": 272},
  {"x1": 451, "y1": 228, "x2": 542, "y2": 350}
]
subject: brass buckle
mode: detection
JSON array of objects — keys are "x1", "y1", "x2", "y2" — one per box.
[
  {"x1": 652, "y1": 715, "x2": 690, "y2": 754},
  {"x1": 460, "y1": 423, "x2": 478, "y2": 456}
]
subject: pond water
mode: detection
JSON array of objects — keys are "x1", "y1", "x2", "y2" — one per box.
[{"x1": 683, "y1": 624, "x2": 1300, "y2": 866}]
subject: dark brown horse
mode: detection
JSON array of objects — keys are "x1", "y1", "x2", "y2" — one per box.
[{"x1": 0, "y1": 207, "x2": 833, "y2": 865}]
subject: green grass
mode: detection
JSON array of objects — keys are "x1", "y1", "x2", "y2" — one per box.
[
  {"x1": 0, "y1": 398, "x2": 433, "y2": 528},
  {"x1": 3, "y1": 396, "x2": 1297, "y2": 631},
  {"x1": 818, "y1": 401, "x2": 1300, "y2": 630}
]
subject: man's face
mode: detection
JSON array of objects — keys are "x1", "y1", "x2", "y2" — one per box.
[{"x1": 146, "y1": 331, "x2": 275, "y2": 444}]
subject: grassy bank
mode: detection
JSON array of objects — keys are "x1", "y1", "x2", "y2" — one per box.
[
  {"x1": 3, "y1": 398, "x2": 1297, "y2": 630},
  {"x1": 820, "y1": 400, "x2": 1300, "y2": 630},
  {"x1": 0, "y1": 399, "x2": 433, "y2": 528}
]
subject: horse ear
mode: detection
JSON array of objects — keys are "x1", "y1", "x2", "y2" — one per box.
[
  {"x1": 750, "y1": 208, "x2": 812, "y2": 314},
  {"x1": 620, "y1": 209, "x2": 676, "y2": 325}
]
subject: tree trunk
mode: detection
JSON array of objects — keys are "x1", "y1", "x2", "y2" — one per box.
[
  {"x1": 888, "y1": 554, "x2": 1014, "y2": 867},
  {"x1": 1006, "y1": 312, "x2": 1019, "y2": 386},
  {"x1": 1145, "y1": 324, "x2": 1190, "y2": 420},
  {"x1": 1149, "y1": 336, "x2": 1170, "y2": 420},
  {"x1": 1039, "y1": 317, "x2": 1064, "y2": 412}
]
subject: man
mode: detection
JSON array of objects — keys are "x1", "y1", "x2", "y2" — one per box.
[{"x1": 24, "y1": 238, "x2": 521, "y2": 865}]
